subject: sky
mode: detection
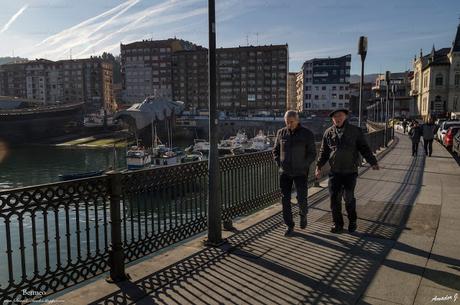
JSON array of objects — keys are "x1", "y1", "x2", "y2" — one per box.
[{"x1": 0, "y1": 0, "x2": 459, "y2": 75}]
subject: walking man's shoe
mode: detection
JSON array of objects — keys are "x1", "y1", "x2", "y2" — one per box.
[
  {"x1": 300, "y1": 215, "x2": 307, "y2": 229},
  {"x1": 330, "y1": 225, "x2": 343, "y2": 234},
  {"x1": 348, "y1": 222, "x2": 357, "y2": 233},
  {"x1": 285, "y1": 226, "x2": 294, "y2": 236}
]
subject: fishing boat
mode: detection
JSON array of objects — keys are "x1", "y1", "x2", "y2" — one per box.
[
  {"x1": 245, "y1": 131, "x2": 272, "y2": 152},
  {"x1": 192, "y1": 139, "x2": 210, "y2": 154},
  {"x1": 218, "y1": 139, "x2": 243, "y2": 155},
  {"x1": 126, "y1": 145, "x2": 152, "y2": 170},
  {"x1": 152, "y1": 150, "x2": 181, "y2": 166},
  {"x1": 150, "y1": 122, "x2": 184, "y2": 167},
  {"x1": 181, "y1": 151, "x2": 204, "y2": 163}
]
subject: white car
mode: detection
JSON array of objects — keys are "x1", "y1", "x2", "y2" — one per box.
[{"x1": 437, "y1": 121, "x2": 460, "y2": 143}]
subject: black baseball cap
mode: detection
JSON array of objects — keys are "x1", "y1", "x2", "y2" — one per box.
[{"x1": 329, "y1": 108, "x2": 349, "y2": 117}]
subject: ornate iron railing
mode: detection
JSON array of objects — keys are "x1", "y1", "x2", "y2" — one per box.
[
  {"x1": 0, "y1": 177, "x2": 111, "y2": 303},
  {"x1": 0, "y1": 127, "x2": 393, "y2": 303}
]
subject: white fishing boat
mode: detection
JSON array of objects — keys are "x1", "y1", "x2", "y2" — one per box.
[
  {"x1": 218, "y1": 139, "x2": 243, "y2": 155},
  {"x1": 151, "y1": 149, "x2": 181, "y2": 166},
  {"x1": 245, "y1": 131, "x2": 272, "y2": 152},
  {"x1": 126, "y1": 145, "x2": 151, "y2": 170},
  {"x1": 181, "y1": 151, "x2": 204, "y2": 163},
  {"x1": 231, "y1": 131, "x2": 248, "y2": 145},
  {"x1": 150, "y1": 122, "x2": 183, "y2": 167},
  {"x1": 192, "y1": 139, "x2": 210, "y2": 154}
]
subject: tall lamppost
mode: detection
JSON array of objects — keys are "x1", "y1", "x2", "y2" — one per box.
[
  {"x1": 391, "y1": 84, "x2": 396, "y2": 119},
  {"x1": 358, "y1": 36, "x2": 368, "y2": 128},
  {"x1": 384, "y1": 71, "x2": 391, "y2": 146},
  {"x1": 206, "y1": 0, "x2": 223, "y2": 246},
  {"x1": 392, "y1": 83, "x2": 396, "y2": 138}
]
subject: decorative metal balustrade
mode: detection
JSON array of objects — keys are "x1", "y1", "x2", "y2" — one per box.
[{"x1": 0, "y1": 127, "x2": 393, "y2": 303}]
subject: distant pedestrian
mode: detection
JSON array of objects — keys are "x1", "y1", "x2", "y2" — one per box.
[
  {"x1": 315, "y1": 109, "x2": 379, "y2": 234},
  {"x1": 402, "y1": 119, "x2": 408, "y2": 134},
  {"x1": 409, "y1": 121, "x2": 422, "y2": 156},
  {"x1": 273, "y1": 110, "x2": 317, "y2": 236},
  {"x1": 422, "y1": 117, "x2": 436, "y2": 157}
]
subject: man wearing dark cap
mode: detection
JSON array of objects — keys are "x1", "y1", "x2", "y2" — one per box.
[
  {"x1": 273, "y1": 110, "x2": 316, "y2": 236},
  {"x1": 315, "y1": 109, "x2": 379, "y2": 233}
]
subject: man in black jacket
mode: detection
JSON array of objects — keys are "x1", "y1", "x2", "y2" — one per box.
[
  {"x1": 273, "y1": 110, "x2": 316, "y2": 236},
  {"x1": 315, "y1": 109, "x2": 379, "y2": 233}
]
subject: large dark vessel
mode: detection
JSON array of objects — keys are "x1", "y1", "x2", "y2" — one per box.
[{"x1": 0, "y1": 98, "x2": 84, "y2": 144}]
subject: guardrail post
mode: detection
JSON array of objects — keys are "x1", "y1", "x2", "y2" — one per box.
[{"x1": 106, "y1": 171, "x2": 129, "y2": 283}]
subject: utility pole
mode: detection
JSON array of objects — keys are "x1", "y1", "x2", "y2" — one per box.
[{"x1": 205, "y1": 0, "x2": 223, "y2": 246}]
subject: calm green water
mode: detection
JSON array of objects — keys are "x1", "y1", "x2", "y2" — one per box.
[
  {"x1": 0, "y1": 139, "x2": 193, "y2": 190},
  {"x1": 0, "y1": 145, "x2": 127, "y2": 190}
]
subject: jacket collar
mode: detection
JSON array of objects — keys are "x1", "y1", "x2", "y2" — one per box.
[
  {"x1": 287, "y1": 123, "x2": 302, "y2": 134},
  {"x1": 332, "y1": 120, "x2": 348, "y2": 132}
]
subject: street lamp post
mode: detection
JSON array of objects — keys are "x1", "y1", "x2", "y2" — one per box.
[
  {"x1": 205, "y1": 0, "x2": 223, "y2": 246},
  {"x1": 392, "y1": 84, "x2": 395, "y2": 119},
  {"x1": 358, "y1": 36, "x2": 368, "y2": 129},
  {"x1": 384, "y1": 71, "x2": 391, "y2": 146}
]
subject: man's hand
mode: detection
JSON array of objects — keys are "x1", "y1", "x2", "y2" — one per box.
[
  {"x1": 371, "y1": 164, "x2": 380, "y2": 170},
  {"x1": 315, "y1": 167, "x2": 321, "y2": 179}
]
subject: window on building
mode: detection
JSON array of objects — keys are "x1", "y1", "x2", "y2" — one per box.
[
  {"x1": 423, "y1": 76, "x2": 428, "y2": 88},
  {"x1": 339, "y1": 94, "x2": 343, "y2": 100},
  {"x1": 454, "y1": 96, "x2": 458, "y2": 111},
  {"x1": 435, "y1": 74, "x2": 443, "y2": 86},
  {"x1": 322, "y1": 86, "x2": 326, "y2": 91},
  {"x1": 455, "y1": 73, "x2": 460, "y2": 87},
  {"x1": 314, "y1": 95, "x2": 319, "y2": 100},
  {"x1": 332, "y1": 86, "x2": 336, "y2": 90}
]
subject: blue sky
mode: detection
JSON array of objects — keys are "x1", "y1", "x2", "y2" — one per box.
[{"x1": 0, "y1": 0, "x2": 459, "y2": 74}]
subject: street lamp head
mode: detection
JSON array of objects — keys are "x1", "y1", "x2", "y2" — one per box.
[
  {"x1": 385, "y1": 71, "x2": 391, "y2": 83},
  {"x1": 358, "y1": 36, "x2": 368, "y2": 56}
]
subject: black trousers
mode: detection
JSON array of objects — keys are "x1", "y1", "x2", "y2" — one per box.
[
  {"x1": 412, "y1": 141, "x2": 420, "y2": 156},
  {"x1": 280, "y1": 173, "x2": 308, "y2": 228},
  {"x1": 423, "y1": 139, "x2": 433, "y2": 156},
  {"x1": 328, "y1": 172, "x2": 358, "y2": 228}
]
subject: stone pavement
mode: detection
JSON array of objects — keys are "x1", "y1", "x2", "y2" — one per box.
[{"x1": 51, "y1": 132, "x2": 460, "y2": 305}]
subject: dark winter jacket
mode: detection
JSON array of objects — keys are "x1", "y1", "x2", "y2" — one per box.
[
  {"x1": 409, "y1": 126, "x2": 422, "y2": 143},
  {"x1": 272, "y1": 124, "x2": 316, "y2": 176},
  {"x1": 316, "y1": 120, "x2": 378, "y2": 174},
  {"x1": 422, "y1": 123, "x2": 436, "y2": 140}
]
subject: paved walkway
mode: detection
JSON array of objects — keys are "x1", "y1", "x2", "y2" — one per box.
[{"x1": 53, "y1": 133, "x2": 460, "y2": 305}]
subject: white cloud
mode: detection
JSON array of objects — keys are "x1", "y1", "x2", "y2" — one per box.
[
  {"x1": 0, "y1": 4, "x2": 29, "y2": 33},
  {"x1": 20, "y1": 0, "x2": 272, "y2": 60}
]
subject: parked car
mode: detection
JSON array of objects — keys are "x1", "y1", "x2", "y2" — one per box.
[
  {"x1": 434, "y1": 118, "x2": 447, "y2": 140},
  {"x1": 444, "y1": 126, "x2": 460, "y2": 150},
  {"x1": 436, "y1": 121, "x2": 460, "y2": 143},
  {"x1": 453, "y1": 130, "x2": 460, "y2": 155}
]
